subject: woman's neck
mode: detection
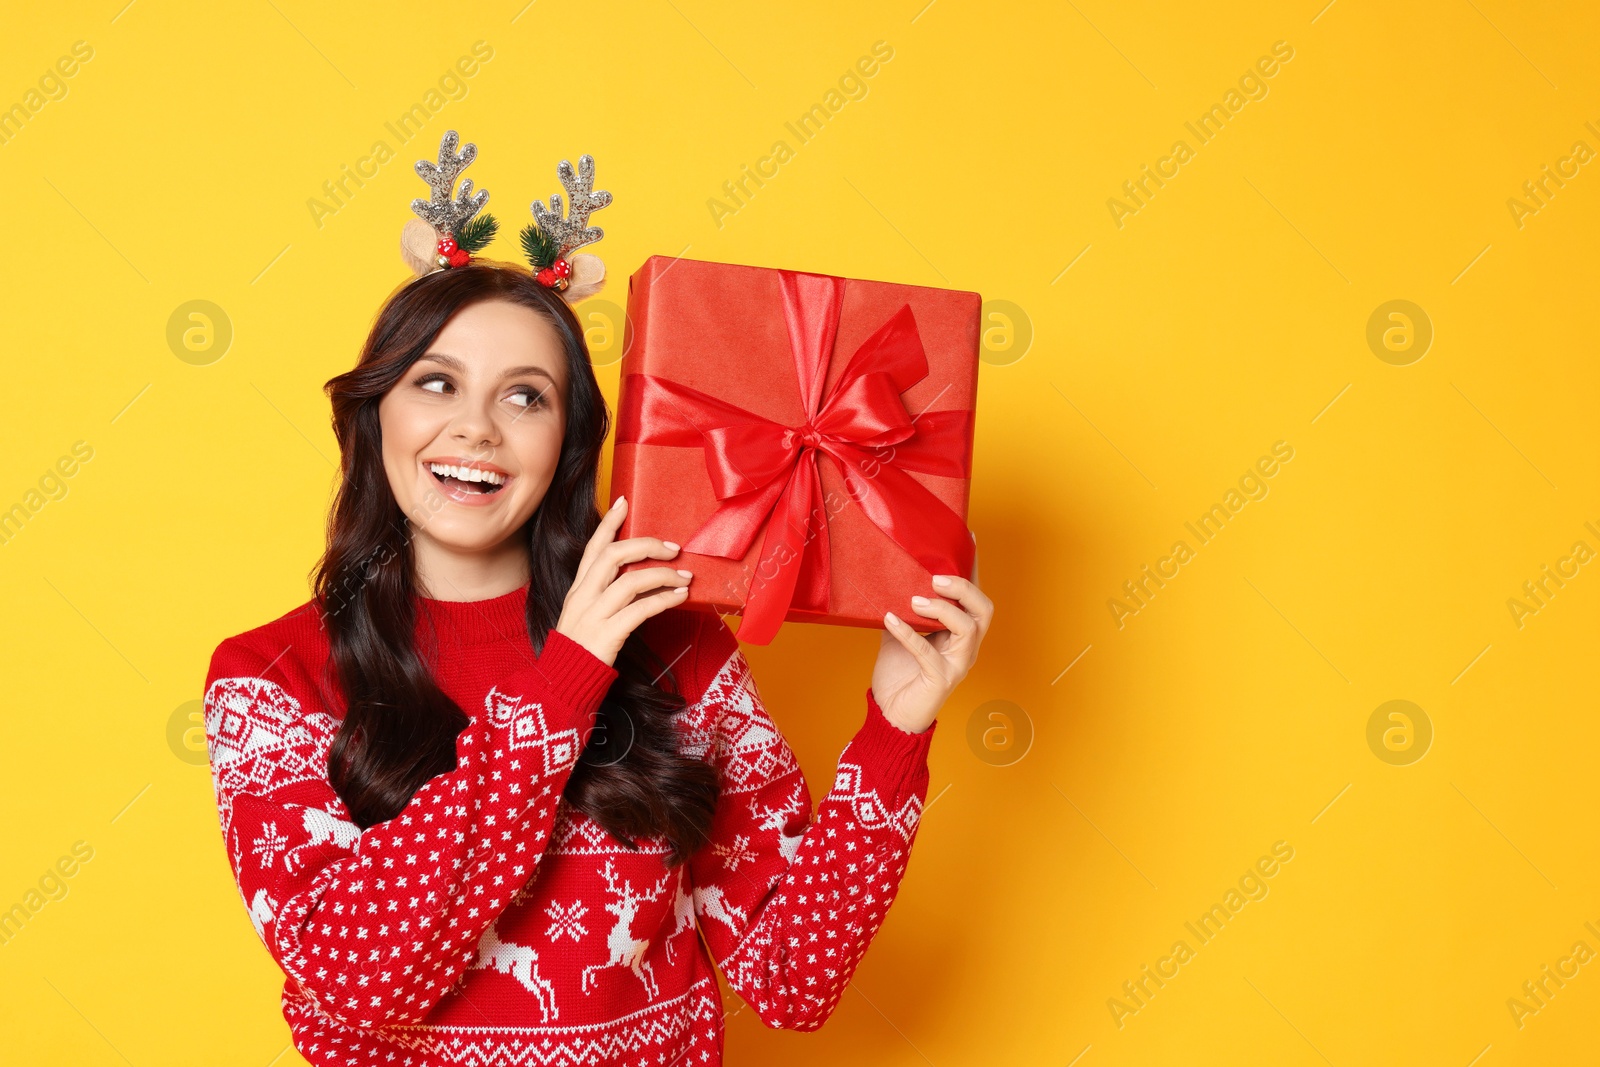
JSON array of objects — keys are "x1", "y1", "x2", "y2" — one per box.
[{"x1": 412, "y1": 534, "x2": 531, "y2": 602}]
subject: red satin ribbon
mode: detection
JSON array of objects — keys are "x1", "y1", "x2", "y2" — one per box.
[{"x1": 616, "y1": 269, "x2": 974, "y2": 644}]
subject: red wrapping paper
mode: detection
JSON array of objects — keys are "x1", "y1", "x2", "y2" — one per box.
[{"x1": 609, "y1": 254, "x2": 980, "y2": 644}]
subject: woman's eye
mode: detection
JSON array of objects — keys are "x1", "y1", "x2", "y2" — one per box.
[
  {"x1": 509, "y1": 388, "x2": 547, "y2": 409},
  {"x1": 417, "y1": 376, "x2": 451, "y2": 395}
]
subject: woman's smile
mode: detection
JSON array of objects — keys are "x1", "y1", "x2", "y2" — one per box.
[{"x1": 422, "y1": 456, "x2": 514, "y2": 507}]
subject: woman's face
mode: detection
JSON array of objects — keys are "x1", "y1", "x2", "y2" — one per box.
[{"x1": 378, "y1": 298, "x2": 568, "y2": 559}]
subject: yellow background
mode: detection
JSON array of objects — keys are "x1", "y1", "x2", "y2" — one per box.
[{"x1": 2, "y1": 1, "x2": 1596, "y2": 1063}]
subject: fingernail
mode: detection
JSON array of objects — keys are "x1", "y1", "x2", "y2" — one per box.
[
  {"x1": 612, "y1": 495, "x2": 626, "y2": 509},
  {"x1": 885, "y1": 611, "x2": 900, "y2": 626},
  {"x1": 676, "y1": 569, "x2": 693, "y2": 578},
  {"x1": 932, "y1": 574, "x2": 953, "y2": 586},
  {"x1": 911, "y1": 595, "x2": 931, "y2": 607},
  {"x1": 663, "y1": 540, "x2": 680, "y2": 551}
]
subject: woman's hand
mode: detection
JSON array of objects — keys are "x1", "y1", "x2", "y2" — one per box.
[
  {"x1": 555, "y1": 496, "x2": 692, "y2": 668},
  {"x1": 871, "y1": 534, "x2": 993, "y2": 734}
]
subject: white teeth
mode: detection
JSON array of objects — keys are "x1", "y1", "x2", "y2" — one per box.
[{"x1": 428, "y1": 462, "x2": 506, "y2": 486}]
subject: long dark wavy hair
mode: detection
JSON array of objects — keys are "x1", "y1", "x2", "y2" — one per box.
[{"x1": 313, "y1": 261, "x2": 718, "y2": 867}]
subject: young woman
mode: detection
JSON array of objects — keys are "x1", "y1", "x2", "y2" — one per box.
[{"x1": 201, "y1": 261, "x2": 992, "y2": 1066}]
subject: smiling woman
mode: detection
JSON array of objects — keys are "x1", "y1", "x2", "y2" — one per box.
[{"x1": 200, "y1": 131, "x2": 991, "y2": 1067}]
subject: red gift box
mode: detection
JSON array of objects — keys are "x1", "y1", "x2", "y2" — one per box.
[{"x1": 609, "y1": 254, "x2": 980, "y2": 645}]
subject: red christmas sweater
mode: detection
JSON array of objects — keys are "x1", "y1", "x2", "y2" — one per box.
[{"x1": 201, "y1": 582, "x2": 936, "y2": 1066}]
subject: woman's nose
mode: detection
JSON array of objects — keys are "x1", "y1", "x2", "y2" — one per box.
[{"x1": 448, "y1": 396, "x2": 499, "y2": 449}]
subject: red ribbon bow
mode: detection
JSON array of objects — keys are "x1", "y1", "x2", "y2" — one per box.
[{"x1": 616, "y1": 269, "x2": 974, "y2": 644}]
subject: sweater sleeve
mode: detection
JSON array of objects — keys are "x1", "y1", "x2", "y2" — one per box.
[
  {"x1": 683, "y1": 614, "x2": 937, "y2": 1031},
  {"x1": 201, "y1": 628, "x2": 617, "y2": 1030}
]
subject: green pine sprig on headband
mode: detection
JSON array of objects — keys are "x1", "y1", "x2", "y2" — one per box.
[
  {"x1": 453, "y1": 213, "x2": 499, "y2": 254},
  {"x1": 519, "y1": 222, "x2": 561, "y2": 271}
]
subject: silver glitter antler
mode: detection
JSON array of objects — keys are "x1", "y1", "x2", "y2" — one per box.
[
  {"x1": 411, "y1": 130, "x2": 490, "y2": 235},
  {"x1": 530, "y1": 155, "x2": 611, "y2": 259}
]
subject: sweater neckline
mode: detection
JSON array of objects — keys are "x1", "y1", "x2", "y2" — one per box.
[{"x1": 413, "y1": 581, "x2": 531, "y2": 647}]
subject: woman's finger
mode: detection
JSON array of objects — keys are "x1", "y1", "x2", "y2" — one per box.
[
  {"x1": 604, "y1": 535, "x2": 683, "y2": 567},
  {"x1": 598, "y1": 565, "x2": 692, "y2": 616},
  {"x1": 885, "y1": 611, "x2": 947, "y2": 682},
  {"x1": 575, "y1": 495, "x2": 629, "y2": 589},
  {"x1": 612, "y1": 582, "x2": 692, "y2": 634},
  {"x1": 582, "y1": 535, "x2": 680, "y2": 602},
  {"x1": 908, "y1": 594, "x2": 978, "y2": 661},
  {"x1": 931, "y1": 573, "x2": 994, "y2": 638}
]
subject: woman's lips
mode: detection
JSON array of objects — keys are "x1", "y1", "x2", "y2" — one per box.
[{"x1": 424, "y1": 463, "x2": 512, "y2": 508}]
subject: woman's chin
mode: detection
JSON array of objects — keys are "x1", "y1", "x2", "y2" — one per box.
[{"x1": 412, "y1": 519, "x2": 524, "y2": 557}]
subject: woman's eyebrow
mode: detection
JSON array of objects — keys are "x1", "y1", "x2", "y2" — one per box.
[
  {"x1": 417, "y1": 351, "x2": 467, "y2": 372},
  {"x1": 502, "y1": 365, "x2": 557, "y2": 383},
  {"x1": 418, "y1": 351, "x2": 557, "y2": 384}
]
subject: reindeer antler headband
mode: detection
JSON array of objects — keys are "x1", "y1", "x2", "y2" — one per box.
[{"x1": 398, "y1": 129, "x2": 612, "y2": 303}]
